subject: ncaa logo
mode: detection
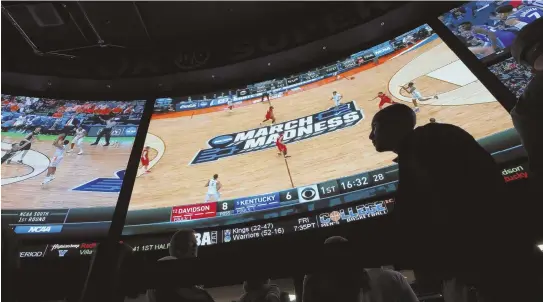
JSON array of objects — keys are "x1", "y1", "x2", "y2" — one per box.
[
  {"x1": 210, "y1": 135, "x2": 234, "y2": 147},
  {"x1": 125, "y1": 127, "x2": 137, "y2": 135},
  {"x1": 297, "y1": 184, "x2": 320, "y2": 203}
]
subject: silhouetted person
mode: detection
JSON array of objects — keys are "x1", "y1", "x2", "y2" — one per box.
[
  {"x1": 2, "y1": 227, "x2": 20, "y2": 302},
  {"x1": 303, "y1": 236, "x2": 418, "y2": 302},
  {"x1": 510, "y1": 17, "x2": 543, "y2": 181},
  {"x1": 370, "y1": 104, "x2": 539, "y2": 301},
  {"x1": 147, "y1": 229, "x2": 214, "y2": 302},
  {"x1": 239, "y1": 278, "x2": 281, "y2": 302}
]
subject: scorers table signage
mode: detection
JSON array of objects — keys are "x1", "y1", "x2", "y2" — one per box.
[{"x1": 191, "y1": 101, "x2": 364, "y2": 164}]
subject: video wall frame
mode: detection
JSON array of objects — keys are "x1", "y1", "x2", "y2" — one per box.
[{"x1": 2, "y1": 2, "x2": 532, "y2": 258}]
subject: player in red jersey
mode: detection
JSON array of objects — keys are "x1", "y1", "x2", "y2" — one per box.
[
  {"x1": 260, "y1": 106, "x2": 276, "y2": 125},
  {"x1": 141, "y1": 146, "x2": 150, "y2": 173},
  {"x1": 276, "y1": 132, "x2": 290, "y2": 158},
  {"x1": 371, "y1": 92, "x2": 397, "y2": 110}
]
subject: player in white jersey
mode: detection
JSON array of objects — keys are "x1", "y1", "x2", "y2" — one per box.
[
  {"x1": 330, "y1": 91, "x2": 342, "y2": 114},
  {"x1": 67, "y1": 126, "x2": 87, "y2": 155},
  {"x1": 42, "y1": 139, "x2": 70, "y2": 185},
  {"x1": 227, "y1": 97, "x2": 234, "y2": 111},
  {"x1": 399, "y1": 82, "x2": 438, "y2": 113},
  {"x1": 204, "y1": 174, "x2": 222, "y2": 202}
]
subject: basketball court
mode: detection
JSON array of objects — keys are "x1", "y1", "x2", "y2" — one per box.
[
  {"x1": 1, "y1": 136, "x2": 134, "y2": 209},
  {"x1": 130, "y1": 37, "x2": 514, "y2": 210}
]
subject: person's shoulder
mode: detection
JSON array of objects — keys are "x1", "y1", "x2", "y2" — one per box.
[
  {"x1": 371, "y1": 268, "x2": 404, "y2": 282},
  {"x1": 371, "y1": 269, "x2": 418, "y2": 299},
  {"x1": 413, "y1": 123, "x2": 473, "y2": 141}
]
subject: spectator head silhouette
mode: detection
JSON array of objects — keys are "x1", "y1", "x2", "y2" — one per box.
[
  {"x1": 169, "y1": 229, "x2": 198, "y2": 259},
  {"x1": 310, "y1": 236, "x2": 363, "y2": 302},
  {"x1": 324, "y1": 235, "x2": 348, "y2": 244},
  {"x1": 369, "y1": 103, "x2": 416, "y2": 152},
  {"x1": 240, "y1": 278, "x2": 281, "y2": 302},
  {"x1": 244, "y1": 278, "x2": 270, "y2": 291},
  {"x1": 511, "y1": 17, "x2": 543, "y2": 72}
]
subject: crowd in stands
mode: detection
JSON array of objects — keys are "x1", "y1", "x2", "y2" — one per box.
[
  {"x1": 1, "y1": 95, "x2": 144, "y2": 134},
  {"x1": 488, "y1": 58, "x2": 535, "y2": 98}
]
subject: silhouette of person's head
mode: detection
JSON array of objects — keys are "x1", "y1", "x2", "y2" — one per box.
[
  {"x1": 369, "y1": 104, "x2": 416, "y2": 153},
  {"x1": 169, "y1": 229, "x2": 198, "y2": 259},
  {"x1": 243, "y1": 278, "x2": 270, "y2": 291},
  {"x1": 319, "y1": 236, "x2": 363, "y2": 302}
]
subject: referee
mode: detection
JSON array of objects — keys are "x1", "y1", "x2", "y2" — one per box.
[{"x1": 90, "y1": 115, "x2": 117, "y2": 146}]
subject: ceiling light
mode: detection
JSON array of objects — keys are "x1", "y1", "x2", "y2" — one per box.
[
  {"x1": 538, "y1": 244, "x2": 543, "y2": 252},
  {"x1": 322, "y1": 46, "x2": 327, "y2": 50},
  {"x1": 268, "y1": 62, "x2": 271, "y2": 66},
  {"x1": 381, "y1": 22, "x2": 385, "y2": 26},
  {"x1": 289, "y1": 294, "x2": 296, "y2": 301}
]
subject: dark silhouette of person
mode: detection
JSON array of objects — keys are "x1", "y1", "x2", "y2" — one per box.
[
  {"x1": 302, "y1": 236, "x2": 418, "y2": 302},
  {"x1": 2, "y1": 227, "x2": 20, "y2": 302},
  {"x1": 369, "y1": 104, "x2": 539, "y2": 301},
  {"x1": 239, "y1": 278, "x2": 281, "y2": 302},
  {"x1": 147, "y1": 229, "x2": 215, "y2": 302},
  {"x1": 510, "y1": 17, "x2": 543, "y2": 181}
]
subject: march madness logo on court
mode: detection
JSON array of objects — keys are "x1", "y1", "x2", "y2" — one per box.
[{"x1": 190, "y1": 101, "x2": 364, "y2": 165}]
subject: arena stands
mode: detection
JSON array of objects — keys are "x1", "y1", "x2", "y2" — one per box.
[{"x1": 1, "y1": 96, "x2": 144, "y2": 135}]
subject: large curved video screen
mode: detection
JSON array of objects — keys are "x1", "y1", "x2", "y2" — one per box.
[
  {"x1": 1, "y1": 97, "x2": 146, "y2": 236},
  {"x1": 122, "y1": 23, "x2": 521, "y2": 241}
]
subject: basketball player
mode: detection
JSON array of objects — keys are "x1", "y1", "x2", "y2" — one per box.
[
  {"x1": 457, "y1": 21, "x2": 517, "y2": 56},
  {"x1": 371, "y1": 92, "x2": 397, "y2": 110},
  {"x1": 67, "y1": 126, "x2": 86, "y2": 155},
  {"x1": 276, "y1": 132, "x2": 290, "y2": 158},
  {"x1": 1, "y1": 143, "x2": 20, "y2": 164},
  {"x1": 227, "y1": 97, "x2": 234, "y2": 111},
  {"x1": 204, "y1": 174, "x2": 221, "y2": 202},
  {"x1": 261, "y1": 90, "x2": 271, "y2": 103},
  {"x1": 54, "y1": 133, "x2": 67, "y2": 148},
  {"x1": 5, "y1": 127, "x2": 41, "y2": 164},
  {"x1": 42, "y1": 139, "x2": 70, "y2": 185},
  {"x1": 260, "y1": 106, "x2": 276, "y2": 125},
  {"x1": 330, "y1": 91, "x2": 343, "y2": 113},
  {"x1": 141, "y1": 146, "x2": 151, "y2": 173},
  {"x1": 496, "y1": 3, "x2": 542, "y2": 30},
  {"x1": 430, "y1": 118, "x2": 437, "y2": 123},
  {"x1": 399, "y1": 82, "x2": 438, "y2": 112}
]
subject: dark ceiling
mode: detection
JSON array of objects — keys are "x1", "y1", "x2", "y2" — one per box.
[
  {"x1": 1, "y1": 1, "x2": 460, "y2": 99},
  {"x1": 2, "y1": 2, "x2": 407, "y2": 76}
]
